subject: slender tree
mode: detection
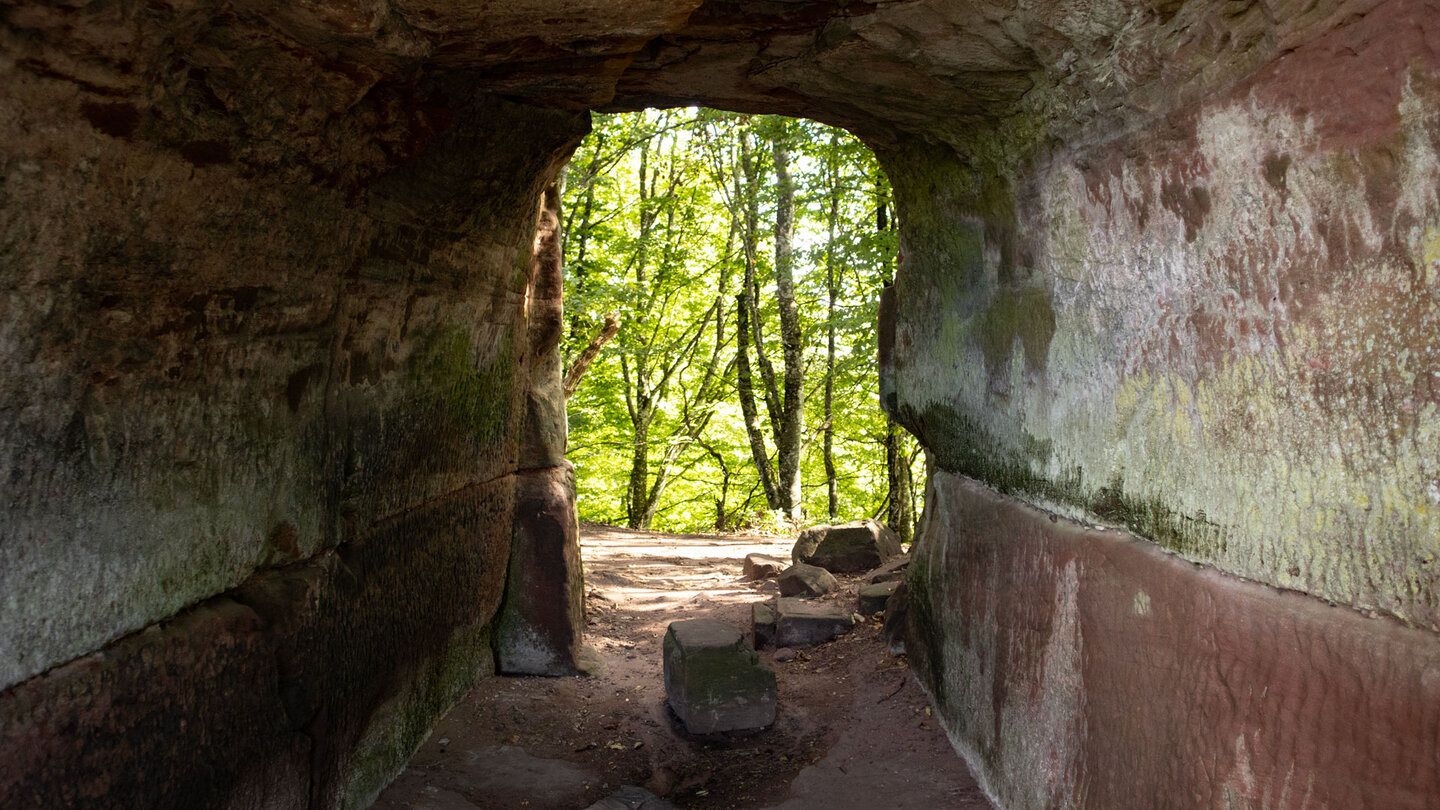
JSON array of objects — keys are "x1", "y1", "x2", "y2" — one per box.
[
  {"x1": 770, "y1": 123, "x2": 805, "y2": 522},
  {"x1": 821, "y1": 129, "x2": 842, "y2": 520}
]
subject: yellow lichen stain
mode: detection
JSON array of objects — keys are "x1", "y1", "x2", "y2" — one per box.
[{"x1": 1423, "y1": 227, "x2": 1440, "y2": 285}]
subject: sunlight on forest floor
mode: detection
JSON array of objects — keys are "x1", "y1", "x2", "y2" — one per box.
[{"x1": 581, "y1": 522, "x2": 794, "y2": 621}]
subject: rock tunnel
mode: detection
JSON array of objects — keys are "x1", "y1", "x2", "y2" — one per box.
[{"x1": 3, "y1": 0, "x2": 1440, "y2": 806}]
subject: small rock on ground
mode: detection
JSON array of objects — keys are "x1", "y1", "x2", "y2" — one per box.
[
  {"x1": 744, "y1": 553, "x2": 787, "y2": 580},
  {"x1": 866, "y1": 554, "x2": 910, "y2": 584},
  {"x1": 777, "y1": 563, "x2": 838, "y2": 597},
  {"x1": 858, "y1": 580, "x2": 900, "y2": 615},
  {"x1": 584, "y1": 786, "x2": 679, "y2": 810}
]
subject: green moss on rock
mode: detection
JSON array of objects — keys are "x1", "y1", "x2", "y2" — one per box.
[
  {"x1": 411, "y1": 324, "x2": 516, "y2": 447},
  {"x1": 341, "y1": 622, "x2": 496, "y2": 810}
]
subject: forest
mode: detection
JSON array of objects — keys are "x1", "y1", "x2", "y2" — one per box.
[{"x1": 560, "y1": 109, "x2": 921, "y2": 539}]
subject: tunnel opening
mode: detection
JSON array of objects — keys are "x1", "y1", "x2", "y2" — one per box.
[
  {"x1": 557, "y1": 108, "x2": 923, "y2": 538},
  {"x1": 4, "y1": 0, "x2": 1440, "y2": 807},
  {"x1": 367, "y1": 107, "x2": 979, "y2": 809}
]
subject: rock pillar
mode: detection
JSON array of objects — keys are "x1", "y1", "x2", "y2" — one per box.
[{"x1": 496, "y1": 183, "x2": 588, "y2": 675}]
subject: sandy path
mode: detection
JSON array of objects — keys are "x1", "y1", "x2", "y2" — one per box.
[{"x1": 372, "y1": 524, "x2": 996, "y2": 810}]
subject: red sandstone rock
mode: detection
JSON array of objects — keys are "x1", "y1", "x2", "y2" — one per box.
[
  {"x1": 496, "y1": 464, "x2": 588, "y2": 675},
  {"x1": 907, "y1": 473, "x2": 1440, "y2": 809}
]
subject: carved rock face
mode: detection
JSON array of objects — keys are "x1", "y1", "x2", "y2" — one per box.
[{"x1": 6, "y1": 0, "x2": 1440, "y2": 808}]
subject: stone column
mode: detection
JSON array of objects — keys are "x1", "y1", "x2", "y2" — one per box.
[{"x1": 496, "y1": 182, "x2": 589, "y2": 675}]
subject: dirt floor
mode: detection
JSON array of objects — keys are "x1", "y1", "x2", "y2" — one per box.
[{"x1": 372, "y1": 523, "x2": 996, "y2": 810}]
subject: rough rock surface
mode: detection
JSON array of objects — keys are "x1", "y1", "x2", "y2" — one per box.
[
  {"x1": 6, "y1": 0, "x2": 1440, "y2": 805},
  {"x1": 906, "y1": 471, "x2": 1440, "y2": 808},
  {"x1": 2, "y1": 479, "x2": 514, "y2": 809},
  {"x1": 858, "y1": 581, "x2": 900, "y2": 616},
  {"x1": 0, "y1": 7, "x2": 585, "y2": 800},
  {"x1": 884, "y1": 0, "x2": 1440, "y2": 630},
  {"x1": 883, "y1": 581, "x2": 909, "y2": 656},
  {"x1": 777, "y1": 564, "x2": 839, "y2": 597},
  {"x1": 662, "y1": 619, "x2": 777, "y2": 735},
  {"x1": 866, "y1": 555, "x2": 910, "y2": 585},
  {"x1": 497, "y1": 464, "x2": 587, "y2": 675},
  {"x1": 752, "y1": 602, "x2": 777, "y2": 649},
  {"x1": 743, "y1": 553, "x2": 787, "y2": 580},
  {"x1": 792, "y1": 519, "x2": 903, "y2": 574},
  {"x1": 774, "y1": 598, "x2": 856, "y2": 648}
]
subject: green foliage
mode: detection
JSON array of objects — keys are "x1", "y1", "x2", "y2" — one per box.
[{"x1": 562, "y1": 109, "x2": 919, "y2": 533}]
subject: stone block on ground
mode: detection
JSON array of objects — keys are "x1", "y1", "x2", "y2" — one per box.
[
  {"x1": 777, "y1": 563, "x2": 838, "y2": 597},
  {"x1": 865, "y1": 554, "x2": 910, "y2": 584},
  {"x1": 792, "y1": 519, "x2": 903, "y2": 574},
  {"x1": 775, "y1": 597, "x2": 856, "y2": 647},
  {"x1": 743, "y1": 553, "x2": 787, "y2": 580},
  {"x1": 663, "y1": 619, "x2": 777, "y2": 734},
  {"x1": 858, "y1": 580, "x2": 900, "y2": 615},
  {"x1": 752, "y1": 602, "x2": 777, "y2": 648}
]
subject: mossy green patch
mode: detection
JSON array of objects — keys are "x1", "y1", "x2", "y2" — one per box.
[
  {"x1": 410, "y1": 324, "x2": 516, "y2": 447},
  {"x1": 906, "y1": 402, "x2": 1227, "y2": 558},
  {"x1": 341, "y1": 622, "x2": 495, "y2": 810},
  {"x1": 978, "y1": 287, "x2": 1057, "y2": 373}
]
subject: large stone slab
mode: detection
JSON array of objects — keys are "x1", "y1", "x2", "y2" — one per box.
[
  {"x1": 0, "y1": 599, "x2": 307, "y2": 809},
  {"x1": 774, "y1": 598, "x2": 856, "y2": 648},
  {"x1": 792, "y1": 519, "x2": 902, "y2": 574},
  {"x1": 777, "y1": 563, "x2": 838, "y2": 597},
  {"x1": 2, "y1": 478, "x2": 514, "y2": 810},
  {"x1": 907, "y1": 470, "x2": 1440, "y2": 809},
  {"x1": 663, "y1": 619, "x2": 777, "y2": 734}
]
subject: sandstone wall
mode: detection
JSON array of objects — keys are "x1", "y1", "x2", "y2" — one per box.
[
  {"x1": 888, "y1": 0, "x2": 1440, "y2": 804},
  {"x1": 908, "y1": 472, "x2": 1440, "y2": 809},
  {"x1": 0, "y1": 8, "x2": 586, "y2": 803}
]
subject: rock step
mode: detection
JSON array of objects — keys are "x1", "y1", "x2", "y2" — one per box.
[
  {"x1": 752, "y1": 602, "x2": 777, "y2": 648},
  {"x1": 858, "y1": 580, "x2": 900, "y2": 615},
  {"x1": 662, "y1": 619, "x2": 776, "y2": 734},
  {"x1": 775, "y1": 597, "x2": 856, "y2": 647}
]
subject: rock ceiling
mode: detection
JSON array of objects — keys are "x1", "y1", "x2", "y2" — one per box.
[
  {"x1": 277, "y1": 0, "x2": 1367, "y2": 145},
  {"x1": 6, "y1": 0, "x2": 1366, "y2": 154}
]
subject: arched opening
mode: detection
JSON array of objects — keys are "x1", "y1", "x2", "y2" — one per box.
[
  {"x1": 382, "y1": 109, "x2": 952, "y2": 809},
  {"x1": 560, "y1": 109, "x2": 920, "y2": 536},
  {"x1": 4, "y1": 1, "x2": 1440, "y2": 808}
]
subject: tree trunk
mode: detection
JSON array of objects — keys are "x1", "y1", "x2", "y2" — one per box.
[
  {"x1": 627, "y1": 398, "x2": 653, "y2": 529},
  {"x1": 563, "y1": 313, "x2": 620, "y2": 398},
  {"x1": 771, "y1": 132, "x2": 804, "y2": 522},
  {"x1": 737, "y1": 131, "x2": 782, "y2": 428},
  {"x1": 732, "y1": 129, "x2": 781, "y2": 512},
  {"x1": 737, "y1": 294, "x2": 780, "y2": 509},
  {"x1": 885, "y1": 416, "x2": 914, "y2": 543},
  {"x1": 822, "y1": 133, "x2": 841, "y2": 521}
]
